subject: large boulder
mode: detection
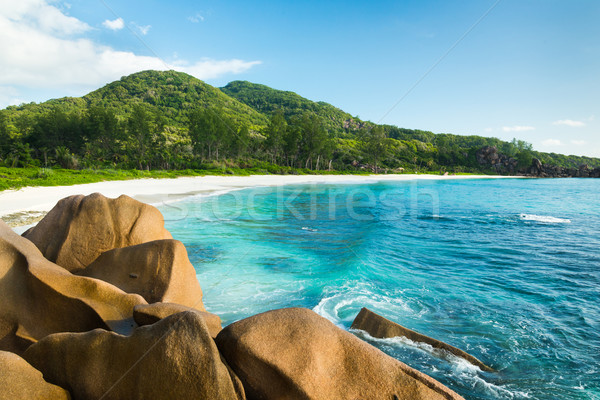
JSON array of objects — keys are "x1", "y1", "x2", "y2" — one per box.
[
  {"x1": 133, "y1": 302, "x2": 222, "y2": 337},
  {"x1": 216, "y1": 307, "x2": 464, "y2": 400},
  {"x1": 0, "y1": 350, "x2": 70, "y2": 400},
  {"x1": 78, "y1": 239, "x2": 205, "y2": 310},
  {"x1": 24, "y1": 312, "x2": 245, "y2": 400},
  {"x1": 23, "y1": 193, "x2": 172, "y2": 273},
  {"x1": 0, "y1": 220, "x2": 146, "y2": 355},
  {"x1": 351, "y1": 307, "x2": 494, "y2": 372}
]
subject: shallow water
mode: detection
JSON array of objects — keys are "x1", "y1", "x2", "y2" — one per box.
[{"x1": 160, "y1": 178, "x2": 600, "y2": 400}]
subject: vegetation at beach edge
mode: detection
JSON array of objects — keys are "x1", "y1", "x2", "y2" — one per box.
[{"x1": 1, "y1": 70, "x2": 599, "y2": 192}]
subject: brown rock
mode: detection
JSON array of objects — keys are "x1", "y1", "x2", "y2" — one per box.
[
  {"x1": 133, "y1": 302, "x2": 222, "y2": 337},
  {"x1": 24, "y1": 312, "x2": 245, "y2": 400},
  {"x1": 0, "y1": 220, "x2": 146, "y2": 355},
  {"x1": 216, "y1": 307, "x2": 464, "y2": 400},
  {"x1": 78, "y1": 239, "x2": 205, "y2": 310},
  {"x1": 351, "y1": 307, "x2": 494, "y2": 372},
  {"x1": 0, "y1": 350, "x2": 70, "y2": 400},
  {"x1": 23, "y1": 193, "x2": 172, "y2": 272}
]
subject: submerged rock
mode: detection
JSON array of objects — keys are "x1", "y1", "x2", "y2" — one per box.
[
  {"x1": 0, "y1": 350, "x2": 70, "y2": 400},
  {"x1": 23, "y1": 193, "x2": 172, "y2": 273},
  {"x1": 216, "y1": 307, "x2": 464, "y2": 400},
  {"x1": 133, "y1": 302, "x2": 222, "y2": 337},
  {"x1": 0, "y1": 220, "x2": 145, "y2": 355},
  {"x1": 78, "y1": 239, "x2": 205, "y2": 310},
  {"x1": 24, "y1": 311, "x2": 245, "y2": 400},
  {"x1": 351, "y1": 307, "x2": 494, "y2": 372}
]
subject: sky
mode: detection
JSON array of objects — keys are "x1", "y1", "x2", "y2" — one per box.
[{"x1": 0, "y1": 0, "x2": 599, "y2": 157}]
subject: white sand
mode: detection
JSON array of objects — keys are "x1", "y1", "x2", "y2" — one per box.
[{"x1": 0, "y1": 174, "x2": 519, "y2": 222}]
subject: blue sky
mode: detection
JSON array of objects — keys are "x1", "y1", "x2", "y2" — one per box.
[{"x1": 1, "y1": 0, "x2": 598, "y2": 156}]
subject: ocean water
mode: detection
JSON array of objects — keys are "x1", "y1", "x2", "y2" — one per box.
[{"x1": 160, "y1": 178, "x2": 600, "y2": 400}]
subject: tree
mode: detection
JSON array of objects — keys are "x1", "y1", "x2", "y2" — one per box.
[
  {"x1": 188, "y1": 108, "x2": 231, "y2": 161},
  {"x1": 127, "y1": 104, "x2": 153, "y2": 169},
  {"x1": 296, "y1": 113, "x2": 328, "y2": 169},
  {"x1": 0, "y1": 110, "x2": 10, "y2": 158},
  {"x1": 84, "y1": 105, "x2": 121, "y2": 162},
  {"x1": 264, "y1": 110, "x2": 287, "y2": 163},
  {"x1": 359, "y1": 125, "x2": 391, "y2": 173}
]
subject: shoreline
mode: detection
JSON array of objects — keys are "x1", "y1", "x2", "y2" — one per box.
[{"x1": 0, "y1": 173, "x2": 521, "y2": 229}]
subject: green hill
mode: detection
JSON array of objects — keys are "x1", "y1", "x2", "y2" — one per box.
[
  {"x1": 3, "y1": 70, "x2": 268, "y2": 130},
  {"x1": 1, "y1": 69, "x2": 599, "y2": 176},
  {"x1": 221, "y1": 81, "x2": 364, "y2": 136}
]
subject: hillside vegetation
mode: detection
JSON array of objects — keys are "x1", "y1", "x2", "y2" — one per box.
[{"x1": 1, "y1": 70, "x2": 598, "y2": 176}]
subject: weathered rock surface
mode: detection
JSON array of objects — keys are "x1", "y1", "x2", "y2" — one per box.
[
  {"x1": 351, "y1": 307, "x2": 494, "y2": 372},
  {"x1": 78, "y1": 239, "x2": 205, "y2": 310},
  {"x1": 528, "y1": 158, "x2": 600, "y2": 178},
  {"x1": 23, "y1": 193, "x2": 172, "y2": 272},
  {"x1": 0, "y1": 350, "x2": 71, "y2": 400},
  {"x1": 133, "y1": 302, "x2": 222, "y2": 337},
  {"x1": 24, "y1": 311, "x2": 245, "y2": 400},
  {"x1": 0, "y1": 220, "x2": 146, "y2": 355},
  {"x1": 216, "y1": 307, "x2": 464, "y2": 400}
]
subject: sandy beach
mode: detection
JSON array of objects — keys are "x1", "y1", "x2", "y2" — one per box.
[{"x1": 0, "y1": 174, "x2": 519, "y2": 228}]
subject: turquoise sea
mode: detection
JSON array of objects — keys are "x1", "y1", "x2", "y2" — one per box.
[{"x1": 160, "y1": 178, "x2": 600, "y2": 400}]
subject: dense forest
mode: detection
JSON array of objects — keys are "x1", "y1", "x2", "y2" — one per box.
[{"x1": 1, "y1": 70, "x2": 599, "y2": 175}]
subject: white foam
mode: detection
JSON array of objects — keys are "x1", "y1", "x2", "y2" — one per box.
[{"x1": 519, "y1": 214, "x2": 571, "y2": 224}]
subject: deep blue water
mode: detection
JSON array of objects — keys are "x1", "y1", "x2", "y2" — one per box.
[{"x1": 160, "y1": 178, "x2": 600, "y2": 400}]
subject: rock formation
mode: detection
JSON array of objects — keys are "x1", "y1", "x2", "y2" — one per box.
[
  {"x1": 133, "y1": 302, "x2": 222, "y2": 338},
  {"x1": 23, "y1": 193, "x2": 172, "y2": 273},
  {"x1": 0, "y1": 194, "x2": 473, "y2": 399},
  {"x1": 24, "y1": 311, "x2": 245, "y2": 400},
  {"x1": 78, "y1": 239, "x2": 205, "y2": 310},
  {"x1": 351, "y1": 307, "x2": 494, "y2": 372},
  {"x1": 528, "y1": 158, "x2": 600, "y2": 178},
  {"x1": 216, "y1": 307, "x2": 464, "y2": 400},
  {"x1": 0, "y1": 350, "x2": 70, "y2": 400},
  {"x1": 0, "y1": 220, "x2": 146, "y2": 355},
  {"x1": 476, "y1": 146, "x2": 519, "y2": 174}
]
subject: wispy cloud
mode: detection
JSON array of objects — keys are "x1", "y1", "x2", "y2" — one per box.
[
  {"x1": 0, "y1": 0, "x2": 262, "y2": 107},
  {"x1": 553, "y1": 119, "x2": 586, "y2": 127},
  {"x1": 542, "y1": 139, "x2": 562, "y2": 146},
  {"x1": 102, "y1": 17, "x2": 124, "y2": 31},
  {"x1": 502, "y1": 126, "x2": 535, "y2": 132},
  {"x1": 571, "y1": 140, "x2": 586, "y2": 145},
  {"x1": 188, "y1": 13, "x2": 205, "y2": 23},
  {"x1": 132, "y1": 22, "x2": 151, "y2": 35}
]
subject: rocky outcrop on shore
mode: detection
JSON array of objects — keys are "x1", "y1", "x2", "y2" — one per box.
[
  {"x1": 216, "y1": 307, "x2": 463, "y2": 400},
  {"x1": 24, "y1": 312, "x2": 244, "y2": 400},
  {"x1": 527, "y1": 157, "x2": 600, "y2": 178},
  {"x1": 351, "y1": 307, "x2": 494, "y2": 372},
  {"x1": 0, "y1": 193, "x2": 466, "y2": 399},
  {"x1": 476, "y1": 146, "x2": 600, "y2": 177},
  {"x1": 23, "y1": 193, "x2": 172, "y2": 272},
  {"x1": 0, "y1": 350, "x2": 70, "y2": 400}
]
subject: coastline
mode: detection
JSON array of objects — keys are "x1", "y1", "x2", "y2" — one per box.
[{"x1": 0, "y1": 173, "x2": 521, "y2": 229}]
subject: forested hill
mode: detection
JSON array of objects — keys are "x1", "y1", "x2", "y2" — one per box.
[
  {"x1": 221, "y1": 81, "x2": 364, "y2": 136},
  {"x1": 1, "y1": 70, "x2": 599, "y2": 176}
]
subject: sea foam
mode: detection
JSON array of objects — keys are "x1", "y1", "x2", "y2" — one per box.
[{"x1": 519, "y1": 214, "x2": 571, "y2": 224}]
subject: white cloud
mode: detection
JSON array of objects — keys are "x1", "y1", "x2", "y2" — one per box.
[
  {"x1": 484, "y1": 127, "x2": 493, "y2": 133},
  {"x1": 571, "y1": 140, "x2": 586, "y2": 145},
  {"x1": 553, "y1": 119, "x2": 586, "y2": 127},
  {"x1": 502, "y1": 126, "x2": 535, "y2": 132},
  {"x1": 102, "y1": 17, "x2": 124, "y2": 31},
  {"x1": 542, "y1": 139, "x2": 562, "y2": 146},
  {"x1": 0, "y1": 0, "x2": 261, "y2": 107},
  {"x1": 0, "y1": 0, "x2": 90, "y2": 36},
  {"x1": 132, "y1": 22, "x2": 151, "y2": 35},
  {"x1": 188, "y1": 13, "x2": 205, "y2": 23}
]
